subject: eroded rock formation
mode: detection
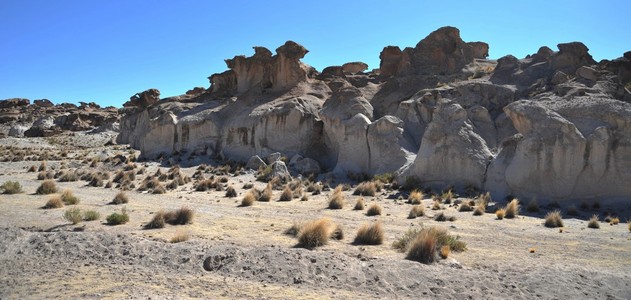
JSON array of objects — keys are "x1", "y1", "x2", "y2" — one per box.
[{"x1": 117, "y1": 26, "x2": 631, "y2": 202}]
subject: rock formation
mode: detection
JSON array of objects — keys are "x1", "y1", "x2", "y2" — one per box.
[{"x1": 115, "y1": 26, "x2": 631, "y2": 202}]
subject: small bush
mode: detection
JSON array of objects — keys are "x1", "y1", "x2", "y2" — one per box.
[
  {"x1": 60, "y1": 190, "x2": 80, "y2": 205},
  {"x1": 241, "y1": 191, "x2": 256, "y2": 207},
  {"x1": 170, "y1": 232, "x2": 190, "y2": 243},
  {"x1": 442, "y1": 190, "x2": 454, "y2": 204},
  {"x1": 36, "y1": 180, "x2": 58, "y2": 195},
  {"x1": 353, "y1": 222, "x2": 384, "y2": 245},
  {"x1": 408, "y1": 190, "x2": 423, "y2": 204},
  {"x1": 392, "y1": 228, "x2": 421, "y2": 252},
  {"x1": 63, "y1": 207, "x2": 83, "y2": 224},
  {"x1": 354, "y1": 197, "x2": 365, "y2": 210},
  {"x1": 83, "y1": 210, "x2": 101, "y2": 221},
  {"x1": 432, "y1": 200, "x2": 441, "y2": 210},
  {"x1": 408, "y1": 205, "x2": 425, "y2": 219},
  {"x1": 28, "y1": 165, "x2": 37, "y2": 172},
  {"x1": 164, "y1": 206, "x2": 194, "y2": 225},
  {"x1": 58, "y1": 171, "x2": 79, "y2": 182},
  {"x1": 106, "y1": 208, "x2": 130, "y2": 225},
  {"x1": 434, "y1": 212, "x2": 455, "y2": 222},
  {"x1": 298, "y1": 218, "x2": 336, "y2": 249},
  {"x1": 279, "y1": 186, "x2": 293, "y2": 201},
  {"x1": 195, "y1": 179, "x2": 216, "y2": 191},
  {"x1": 1, "y1": 181, "x2": 23, "y2": 194},
  {"x1": 526, "y1": 198, "x2": 539, "y2": 212},
  {"x1": 145, "y1": 211, "x2": 166, "y2": 229},
  {"x1": 609, "y1": 217, "x2": 620, "y2": 225},
  {"x1": 225, "y1": 186, "x2": 237, "y2": 198},
  {"x1": 439, "y1": 245, "x2": 450, "y2": 259},
  {"x1": 328, "y1": 186, "x2": 345, "y2": 209},
  {"x1": 366, "y1": 204, "x2": 382, "y2": 216},
  {"x1": 38, "y1": 161, "x2": 47, "y2": 172},
  {"x1": 44, "y1": 196, "x2": 64, "y2": 209},
  {"x1": 473, "y1": 203, "x2": 485, "y2": 216},
  {"x1": 505, "y1": 199, "x2": 520, "y2": 219},
  {"x1": 496, "y1": 208, "x2": 505, "y2": 220},
  {"x1": 373, "y1": 173, "x2": 394, "y2": 183},
  {"x1": 112, "y1": 192, "x2": 129, "y2": 204},
  {"x1": 353, "y1": 181, "x2": 377, "y2": 196},
  {"x1": 544, "y1": 210, "x2": 564, "y2": 228},
  {"x1": 587, "y1": 214, "x2": 600, "y2": 229}
]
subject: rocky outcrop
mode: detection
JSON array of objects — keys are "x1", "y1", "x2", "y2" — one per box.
[
  {"x1": 0, "y1": 98, "x2": 29, "y2": 109},
  {"x1": 209, "y1": 41, "x2": 312, "y2": 97},
  {"x1": 124, "y1": 89, "x2": 160, "y2": 108},
  {"x1": 34, "y1": 99, "x2": 54, "y2": 107},
  {"x1": 115, "y1": 27, "x2": 631, "y2": 202}
]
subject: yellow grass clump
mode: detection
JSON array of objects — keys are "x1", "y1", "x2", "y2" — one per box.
[
  {"x1": 366, "y1": 204, "x2": 382, "y2": 216},
  {"x1": 298, "y1": 218, "x2": 339, "y2": 249},
  {"x1": 241, "y1": 191, "x2": 256, "y2": 207},
  {"x1": 353, "y1": 222, "x2": 384, "y2": 245},
  {"x1": 587, "y1": 214, "x2": 600, "y2": 229},
  {"x1": 408, "y1": 205, "x2": 425, "y2": 219},
  {"x1": 504, "y1": 199, "x2": 520, "y2": 219},
  {"x1": 328, "y1": 185, "x2": 345, "y2": 209},
  {"x1": 496, "y1": 208, "x2": 505, "y2": 220},
  {"x1": 408, "y1": 190, "x2": 423, "y2": 204},
  {"x1": 354, "y1": 197, "x2": 365, "y2": 210},
  {"x1": 544, "y1": 210, "x2": 564, "y2": 228}
]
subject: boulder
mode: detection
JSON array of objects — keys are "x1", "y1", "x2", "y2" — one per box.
[
  {"x1": 8, "y1": 125, "x2": 29, "y2": 137},
  {"x1": 246, "y1": 155, "x2": 267, "y2": 170},
  {"x1": 288, "y1": 154, "x2": 321, "y2": 176},
  {"x1": 265, "y1": 152, "x2": 281, "y2": 164},
  {"x1": 550, "y1": 42, "x2": 596, "y2": 74},
  {"x1": 342, "y1": 62, "x2": 369, "y2": 74},
  {"x1": 34, "y1": 99, "x2": 54, "y2": 107},
  {"x1": 576, "y1": 66, "x2": 598, "y2": 82},
  {"x1": 0, "y1": 98, "x2": 29, "y2": 109},
  {"x1": 378, "y1": 46, "x2": 411, "y2": 77}
]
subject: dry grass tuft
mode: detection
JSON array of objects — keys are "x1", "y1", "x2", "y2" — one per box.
[
  {"x1": 225, "y1": 186, "x2": 237, "y2": 198},
  {"x1": 63, "y1": 207, "x2": 83, "y2": 224},
  {"x1": 458, "y1": 202, "x2": 473, "y2": 212},
  {"x1": 170, "y1": 232, "x2": 190, "y2": 243},
  {"x1": 106, "y1": 208, "x2": 130, "y2": 225},
  {"x1": 60, "y1": 189, "x2": 79, "y2": 205},
  {"x1": 544, "y1": 210, "x2": 564, "y2": 228},
  {"x1": 408, "y1": 190, "x2": 424, "y2": 204},
  {"x1": 44, "y1": 196, "x2": 64, "y2": 209},
  {"x1": 1, "y1": 181, "x2": 23, "y2": 194},
  {"x1": 432, "y1": 200, "x2": 441, "y2": 210},
  {"x1": 145, "y1": 211, "x2": 166, "y2": 229},
  {"x1": 408, "y1": 205, "x2": 425, "y2": 219},
  {"x1": 587, "y1": 214, "x2": 600, "y2": 229},
  {"x1": 609, "y1": 217, "x2": 620, "y2": 225},
  {"x1": 112, "y1": 192, "x2": 129, "y2": 204},
  {"x1": 279, "y1": 185, "x2": 293, "y2": 201},
  {"x1": 504, "y1": 199, "x2": 520, "y2": 219},
  {"x1": 405, "y1": 228, "x2": 437, "y2": 264},
  {"x1": 439, "y1": 245, "x2": 450, "y2": 259},
  {"x1": 353, "y1": 222, "x2": 384, "y2": 245},
  {"x1": 328, "y1": 185, "x2": 345, "y2": 209},
  {"x1": 241, "y1": 191, "x2": 256, "y2": 207},
  {"x1": 366, "y1": 203, "x2": 382, "y2": 216},
  {"x1": 36, "y1": 180, "x2": 58, "y2": 195},
  {"x1": 353, "y1": 181, "x2": 377, "y2": 196},
  {"x1": 164, "y1": 206, "x2": 194, "y2": 225},
  {"x1": 258, "y1": 183, "x2": 273, "y2": 202},
  {"x1": 495, "y1": 208, "x2": 505, "y2": 220},
  {"x1": 285, "y1": 222, "x2": 303, "y2": 237},
  {"x1": 83, "y1": 210, "x2": 100, "y2": 221},
  {"x1": 354, "y1": 197, "x2": 365, "y2": 210},
  {"x1": 298, "y1": 218, "x2": 337, "y2": 249},
  {"x1": 404, "y1": 227, "x2": 466, "y2": 264}
]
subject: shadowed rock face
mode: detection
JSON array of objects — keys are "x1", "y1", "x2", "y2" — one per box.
[{"x1": 117, "y1": 26, "x2": 631, "y2": 202}]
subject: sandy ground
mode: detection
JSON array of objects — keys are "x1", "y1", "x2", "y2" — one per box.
[{"x1": 1, "y1": 133, "x2": 631, "y2": 299}]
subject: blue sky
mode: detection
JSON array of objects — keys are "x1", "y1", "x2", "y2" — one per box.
[{"x1": 1, "y1": 0, "x2": 629, "y2": 107}]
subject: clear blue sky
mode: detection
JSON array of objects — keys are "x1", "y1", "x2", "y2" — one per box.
[{"x1": 1, "y1": 0, "x2": 629, "y2": 107}]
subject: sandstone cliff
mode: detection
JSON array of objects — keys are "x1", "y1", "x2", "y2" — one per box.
[{"x1": 117, "y1": 26, "x2": 631, "y2": 202}]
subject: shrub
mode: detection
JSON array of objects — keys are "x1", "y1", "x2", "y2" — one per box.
[
  {"x1": 353, "y1": 222, "x2": 384, "y2": 245},
  {"x1": 258, "y1": 184, "x2": 273, "y2": 202},
  {"x1": 408, "y1": 190, "x2": 423, "y2": 204},
  {"x1": 354, "y1": 197, "x2": 365, "y2": 210},
  {"x1": 28, "y1": 165, "x2": 37, "y2": 172},
  {"x1": 408, "y1": 205, "x2": 425, "y2": 219},
  {"x1": 36, "y1": 180, "x2": 58, "y2": 195},
  {"x1": 106, "y1": 208, "x2": 130, "y2": 225},
  {"x1": 83, "y1": 210, "x2": 101, "y2": 221},
  {"x1": 505, "y1": 199, "x2": 520, "y2": 219},
  {"x1": 241, "y1": 191, "x2": 256, "y2": 207},
  {"x1": 88, "y1": 176, "x2": 104, "y2": 187},
  {"x1": 279, "y1": 186, "x2": 293, "y2": 201},
  {"x1": 328, "y1": 186, "x2": 345, "y2": 209},
  {"x1": 366, "y1": 204, "x2": 382, "y2": 216},
  {"x1": 164, "y1": 206, "x2": 194, "y2": 225},
  {"x1": 432, "y1": 200, "x2": 441, "y2": 210},
  {"x1": 458, "y1": 202, "x2": 473, "y2": 212},
  {"x1": 145, "y1": 211, "x2": 166, "y2": 229},
  {"x1": 544, "y1": 210, "x2": 564, "y2": 228},
  {"x1": 442, "y1": 190, "x2": 454, "y2": 204},
  {"x1": 63, "y1": 207, "x2": 83, "y2": 224},
  {"x1": 434, "y1": 212, "x2": 455, "y2": 222},
  {"x1": 301, "y1": 194, "x2": 309, "y2": 201},
  {"x1": 285, "y1": 222, "x2": 303, "y2": 237},
  {"x1": 195, "y1": 179, "x2": 216, "y2": 191},
  {"x1": 373, "y1": 173, "x2": 394, "y2": 183},
  {"x1": 112, "y1": 192, "x2": 129, "y2": 204},
  {"x1": 44, "y1": 196, "x2": 64, "y2": 209},
  {"x1": 298, "y1": 218, "x2": 336, "y2": 249},
  {"x1": 587, "y1": 214, "x2": 600, "y2": 229},
  {"x1": 38, "y1": 161, "x2": 47, "y2": 172},
  {"x1": 58, "y1": 171, "x2": 79, "y2": 182},
  {"x1": 473, "y1": 203, "x2": 486, "y2": 216},
  {"x1": 1, "y1": 181, "x2": 23, "y2": 194},
  {"x1": 405, "y1": 227, "x2": 466, "y2": 264},
  {"x1": 526, "y1": 198, "x2": 539, "y2": 212},
  {"x1": 610, "y1": 217, "x2": 620, "y2": 225},
  {"x1": 152, "y1": 184, "x2": 166, "y2": 194},
  {"x1": 392, "y1": 228, "x2": 422, "y2": 252},
  {"x1": 170, "y1": 232, "x2": 190, "y2": 243},
  {"x1": 353, "y1": 181, "x2": 377, "y2": 196},
  {"x1": 60, "y1": 190, "x2": 80, "y2": 205},
  {"x1": 496, "y1": 208, "x2": 505, "y2": 220}
]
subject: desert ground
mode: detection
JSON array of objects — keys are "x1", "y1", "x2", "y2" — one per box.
[{"x1": 1, "y1": 132, "x2": 630, "y2": 299}]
